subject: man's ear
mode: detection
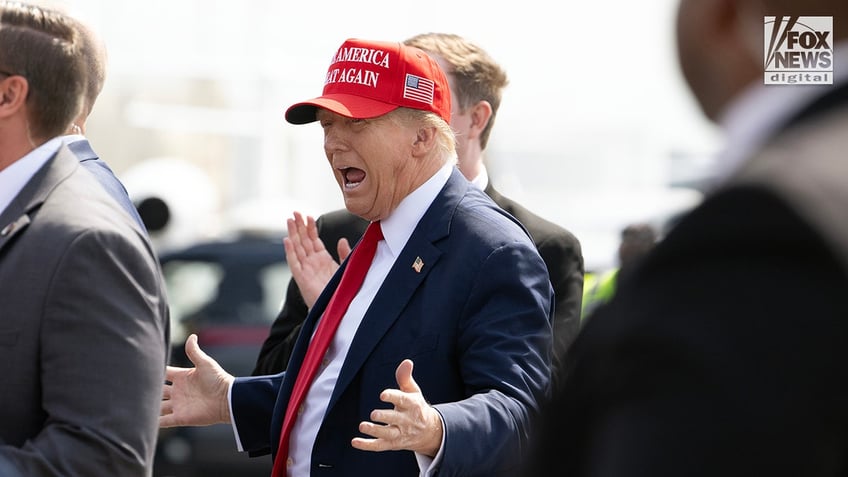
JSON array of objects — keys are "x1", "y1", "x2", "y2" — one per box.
[
  {"x1": 734, "y1": 0, "x2": 768, "y2": 62},
  {"x1": 0, "y1": 76, "x2": 29, "y2": 118},
  {"x1": 467, "y1": 100, "x2": 493, "y2": 141},
  {"x1": 710, "y1": 0, "x2": 762, "y2": 59},
  {"x1": 411, "y1": 125, "x2": 437, "y2": 156}
]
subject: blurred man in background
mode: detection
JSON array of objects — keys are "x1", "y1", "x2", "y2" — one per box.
[
  {"x1": 580, "y1": 222, "x2": 656, "y2": 319},
  {"x1": 522, "y1": 1, "x2": 848, "y2": 475}
]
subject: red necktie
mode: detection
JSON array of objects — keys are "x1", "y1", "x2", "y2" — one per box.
[{"x1": 271, "y1": 221, "x2": 383, "y2": 476}]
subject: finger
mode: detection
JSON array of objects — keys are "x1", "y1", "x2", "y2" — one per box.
[
  {"x1": 395, "y1": 359, "x2": 420, "y2": 394},
  {"x1": 351, "y1": 436, "x2": 387, "y2": 452},
  {"x1": 303, "y1": 216, "x2": 328, "y2": 258},
  {"x1": 164, "y1": 365, "x2": 185, "y2": 382},
  {"x1": 160, "y1": 412, "x2": 179, "y2": 428},
  {"x1": 184, "y1": 334, "x2": 211, "y2": 368},
  {"x1": 282, "y1": 236, "x2": 300, "y2": 272},
  {"x1": 285, "y1": 219, "x2": 305, "y2": 259},
  {"x1": 292, "y1": 210, "x2": 305, "y2": 227},
  {"x1": 378, "y1": 389, "x2": 410, "y2": 409},
  {"x1": 358, "y1": 420, "x2": 398, "y2": 439},
  {"x1": 337, "y1": 238, "x2": 352, "y2": 262},
  {"x1": 296, "y1": 213, "x2": 319, "y2": 256},
  {"x1": 368, "y1": 407, "x2": 401, "y2": 426},
  {"x1": 306, "y1": 215, "x2": 320, "y2": 244},
  {"x1": 351, "y1": 422, "x2": 399, "y2": 452},
  {"x1": 160, "y1": 399, "x2": 172, "y2": 416},
  {"x1": 286, "y1": 219, "x2": 311, "y2": 269},
  {"x1": 290, "y1": 214, "x2": 310, "y2": 251}
]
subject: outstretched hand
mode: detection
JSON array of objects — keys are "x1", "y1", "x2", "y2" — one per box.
[
  {"x1": 352, "y1": 359, "x2": 443, "y2": 457},
  {"x1": 160, "y1": 334, "x2": 234, "y2": 428},
  {"x1": 283, "y1": 211, "x2": 351, "y2": 308}
]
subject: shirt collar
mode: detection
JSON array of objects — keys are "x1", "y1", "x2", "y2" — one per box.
[
  {"x1": 379, "y1": 162, "x2": 454, "y2": 257},
  {"x1": 710, "y1": 39, "x2": 848, "y2": 188},
  {"x1": 62, "y1": 133, "x2": 85, "y2": 144},
  {"x1": 468, "y1": 164, "x2": 488, "y2": 191},
  {"x1": 0, "y1": 137, "x2": 64, "y2": 216}
]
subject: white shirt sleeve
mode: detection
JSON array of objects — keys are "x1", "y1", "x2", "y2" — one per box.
[
  {"x1": 227, "y1": 379, "x2": 246, "y2": 452},
  {"x1": 414, "y1": 412, "x2": 446, "y2": 477}
]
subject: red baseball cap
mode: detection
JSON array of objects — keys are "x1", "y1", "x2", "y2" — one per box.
[{"x1": 285, "y1": 38, "x2": 451, "y2": 125}]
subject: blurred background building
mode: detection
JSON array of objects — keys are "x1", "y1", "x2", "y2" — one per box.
[{"x1": 44, "y1": 0, "x2": 721, "y2": 270}]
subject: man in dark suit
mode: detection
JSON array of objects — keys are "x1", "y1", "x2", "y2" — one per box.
[
  {"x1": 253, "y1": 33, "x2": 583, "y2": 395},
  {"x1": 522, "y1": 1, "x2": 848, "y2": 476},
  {"x1": 0, "y1": 3, "x2": 169, "y2": 475},
  {"x1": 161, "y1": 38, "x2": 553, "y2": 476}
]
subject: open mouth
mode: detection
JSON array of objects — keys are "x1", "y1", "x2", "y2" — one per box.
[{"x1": 342, "y1": 167, "x2": 366, "y2": 189}]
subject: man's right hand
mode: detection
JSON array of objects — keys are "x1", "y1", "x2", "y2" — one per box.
[{"x1": 160, "y1": 334, "x2": 234, "y2": 428}]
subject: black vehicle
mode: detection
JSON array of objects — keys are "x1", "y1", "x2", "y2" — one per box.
[{"x1": 153, "y1": 232, "x2": 290, "y2": 477}]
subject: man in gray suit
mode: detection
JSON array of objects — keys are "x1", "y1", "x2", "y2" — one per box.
[{"x1": 0, "y1": 2, "x2": 169, "y2": 475}]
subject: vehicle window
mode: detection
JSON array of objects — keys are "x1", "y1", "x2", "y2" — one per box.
[
  {"x1": 161, "y1": 259, "x2": 291, "y2": 344},
  {"x1": 163, "y1": 261, "x2": 224, "y2": 343}
]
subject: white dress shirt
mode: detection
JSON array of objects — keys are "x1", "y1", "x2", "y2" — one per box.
[
  {"x1": 710, "y1": 40, "x2": 848, "y2": 189},
  {"x1": 468, "y1": 164, "x2": 488, "y2": 191},
  {"x1": 0, "y1": 137, "x2": 63, "y2": 216},
  {"x1": 231, "y1": 162, "x2": 455, "y2": 477}
]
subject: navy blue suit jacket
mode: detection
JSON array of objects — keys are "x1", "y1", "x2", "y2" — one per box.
[{"x1": 232, "y1": 168, "x2": 554, "y2": 476}]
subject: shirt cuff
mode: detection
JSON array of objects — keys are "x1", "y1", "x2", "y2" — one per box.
[
  {"x1": 227, "y1": 379, "x2": 245, "y2": 452},
  {"x1": 415, "y1": 411, "x2": 446, "y2": 477}
]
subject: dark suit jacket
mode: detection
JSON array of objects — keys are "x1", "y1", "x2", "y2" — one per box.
[
  {"x1": 253, "y1": 178, "x2": 583, "y2": 394},
  {"x1": 235, "y1": 168, "x2": 553, "y2": 476},
  {"x1": 522, "y1": 85, "x2": 848, "y2": 476},
  {"x1": 484, "y1": 183, "x2": 584, "y2": 386},
  {"x1": 0, "y1": 145, "x2": 170, "y2": 476}
]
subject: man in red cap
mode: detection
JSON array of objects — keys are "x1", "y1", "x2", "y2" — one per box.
[
  {"x1": 253, "y1": 34, "x2": 584, "y2": 399},
  {"x1": 160, "y1": 38, "x2": 553, "y2": 477}
]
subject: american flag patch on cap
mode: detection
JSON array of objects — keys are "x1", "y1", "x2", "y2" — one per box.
[{"x1": 403, "y1": 74, "x2": 435, "y2": 104}]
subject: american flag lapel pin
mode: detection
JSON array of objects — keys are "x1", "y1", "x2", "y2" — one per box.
[
  {"x1": 412, "y1": 256, "x2": 424, "y2": 273},
  {"x1": 1, "y1": 215, "x2": 30, "y2": 237}
]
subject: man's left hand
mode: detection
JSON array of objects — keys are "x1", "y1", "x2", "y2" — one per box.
[{"x1": 352, "y1": 359, "x2": 443, "y2": 457}]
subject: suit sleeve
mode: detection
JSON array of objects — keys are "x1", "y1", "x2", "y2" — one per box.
[
  {"x1": 0, "y1": 228, "x2": 169, "y2": 476},
  {"x1": 231, "y1": 374, "x2": 286, "y2": 455},
  {"x1": 434, "y1": 241, "x2": 554, "y2": 477}
]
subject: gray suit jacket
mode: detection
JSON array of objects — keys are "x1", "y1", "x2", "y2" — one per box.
[
  {"x1": 66, "y1": 137, "x2": 147, "y2": 233},
  {"x1": 0, "y1": 145, "x2": 170, "y2": 476}
]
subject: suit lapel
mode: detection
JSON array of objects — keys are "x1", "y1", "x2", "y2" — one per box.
[
  {"x1": 328, "y1": 169, "x2": 467, "y2": 406},
  {"x1": 0, "y1": 146, "x2": 76, "y2": 255},
  {"x1": 273, "y1": 169, "x2": 471, "y2": 431}
]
